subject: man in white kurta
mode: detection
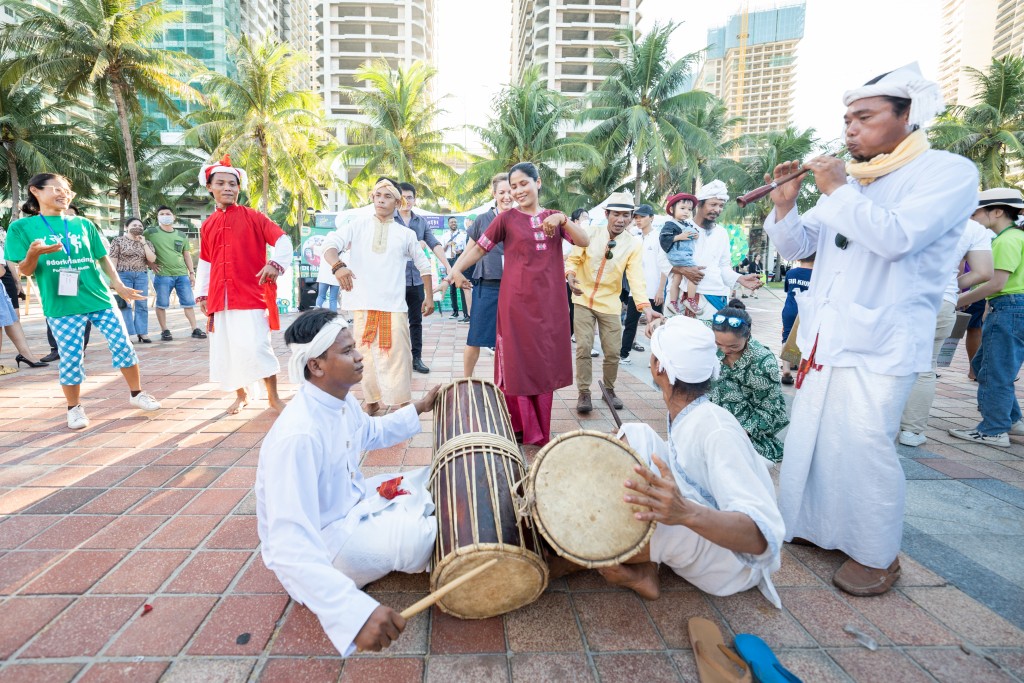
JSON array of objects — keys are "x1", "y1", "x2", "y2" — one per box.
[
  {"x1": 763, "y1": 63, "x2": 978, "y2": 595},
  {"x1": 323, "y1": 179, "x2": 434, "y2": 414},
  {"x1": 256, "y1": 309, "x2": 440, "y2": 655},
  {"x1": 193, "y1": 156, "x2": 293, "y2": 415},
  {"x1": 674, "y1": 180, "x2": 761, "y2": 317},
  {"x1": 597, "y1": 316, "x2": 784, "y2": 607}
]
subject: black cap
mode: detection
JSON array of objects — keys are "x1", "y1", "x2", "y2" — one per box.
[{"x1": 634, "y1": 204, "x2": 654, "y2": 216}]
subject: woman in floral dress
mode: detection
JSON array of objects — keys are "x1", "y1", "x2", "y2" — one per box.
[{"x1": 707, "y1": 299, "x2": 789, "y2": 462}]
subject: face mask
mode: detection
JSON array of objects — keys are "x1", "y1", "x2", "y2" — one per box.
[
  {"x1": 129, "y1": 226, "x2": 144, "y2": 236},
  {"x1": 158, "y1": 215, "x2": 174, "y2": 225}
]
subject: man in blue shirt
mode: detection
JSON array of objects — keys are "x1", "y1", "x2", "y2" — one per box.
[{"x1": 394, "y1": 183, "x2": 448, "y2": 374}]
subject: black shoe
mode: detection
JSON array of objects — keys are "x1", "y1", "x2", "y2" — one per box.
[
  {"x1": 449, "y1": 312, "x2": 460, "y2": 318},
  {"x1": 412, "y1": 358, "x2": 430, "y2": 374},
  {"x1": 137, "y1": 335, "x2": 152, "y2": 344},
  {"x1": 161, "y1": 330, "x2": 173, "y2": 341},
  {"x1": 459, "y1": 316, "x2": 471, "y2": 323},
  {"x1": 191, "y1": 328, "x2": 208, "y2": 339},
  {"x1": 15, "y1": 355, "x2": 48, "y2": 368},
  {"x1": 632, "y1": 342, "x2": 645, "y2": 352},
  {"x1": 40, "y1": 350, "x2": 60, "y2": 363}
]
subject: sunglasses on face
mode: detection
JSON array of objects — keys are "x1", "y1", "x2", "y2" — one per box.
[
  {"x1": 712, "y1": 314, "x2": 745, "y2": 328},
  {"x1": 605, "y1": 239, "x2": 616, "y2": 260}
]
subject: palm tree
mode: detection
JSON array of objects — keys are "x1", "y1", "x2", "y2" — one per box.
[
  {"x1": 3, "y1": 0, "x2": 202, "y2": 218},
  {"x1": 676, "y1": 97, "x2": 746, "y2": 194},
  {"x1": 458, "y1": 67, "x2": 601, "y2": 208},
  {"x1": 581, "y1": 22, "x2": 713, "y2": 204},
  {"x1": 339, "y1": 59, "x2": 461, "y2": 207},
  {"x1": 91, "y1": 111, "x2": 204, "y2": 228},
  {"x1": 930, "y1": 56, "x2": 1024, "y2": 189},
  {"x1": 0, "y1": 61, "x2": 93, "y2": 222},
  {"x1": 185, "y1": 32, "x2": 327, "y2": 214}
]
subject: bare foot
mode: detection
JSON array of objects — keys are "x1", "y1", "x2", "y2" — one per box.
[
  {"x1": 268, "y1": 396, "x2": 285, "y2": 413},
  {"x1": 598, "y1": 562, "x2": 660, "y2": 600},
  {"x1": 546, "y1": 553, "x2": 587, "y2": 579},
  {"x1": 227, "y1": 390, "x2": 249, "y2": 415}
]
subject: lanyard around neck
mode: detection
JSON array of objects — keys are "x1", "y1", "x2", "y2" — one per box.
[{"x1": 38, "y1": 214, "x2": 71, "y2": 259}]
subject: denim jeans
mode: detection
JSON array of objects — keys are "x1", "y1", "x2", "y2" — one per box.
[
  {"x1": 316, "y1": 283, "x2": 339, "y2": 312},
  {"x1": 973, "y1": 293, "x2": 1024, "y2": 434},
  {"x1": 117, "y1": 270, "x2": 149, "y2": 336}
]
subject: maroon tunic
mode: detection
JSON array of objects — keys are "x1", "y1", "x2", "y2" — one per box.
[{"x1": 477, "y1": 208, "x2": 573, "y2": 396}]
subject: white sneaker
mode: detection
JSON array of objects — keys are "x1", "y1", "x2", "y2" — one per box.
[
  {"x1": 129, "y1": 392, "x2": 161, "y2": 412},
  {"x1": 619, "y1": 355, "x2": 631, "y2": 365},
  {"x1": 67, "y1": 405, "x2": 89, "y2": 430},
  {"x1": 948, "y1": 428, "x2": 1010, "y2": 448},
  {"x1": 590, "y1": 348, "x2": 600, "y2": 358},
  {"x1": 571, "y1": 335, "x2": 576, "y2": 343},
  {"x1": 485, "y1": 347, "x2": 495, "y2": 355},
  {"x1": 898, "y1": 430, "x2": 927, "y2": 447},
  {"x1": 1010, "y1": 420, "x2": 1024, "y2": 436}
]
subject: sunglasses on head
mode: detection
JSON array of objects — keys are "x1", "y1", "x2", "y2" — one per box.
[
  {"x1": 605, "y1": 239, "x2": 616, "y2": 260},
  {"x1": 712, "y1": 314, "x2": 745, "y2": 328}
]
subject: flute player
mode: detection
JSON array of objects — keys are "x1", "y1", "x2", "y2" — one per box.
[{"x1": 762, "y1": 63, "x2": 978, "y2": 597}]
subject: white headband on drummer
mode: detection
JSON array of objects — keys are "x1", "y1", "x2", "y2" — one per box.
[
  {"x1": 650, "y1": 317, "x2": 721, "y2": 385},
  {"x1": 287, "y1": 318, "x2": 349, "y2": 384}
]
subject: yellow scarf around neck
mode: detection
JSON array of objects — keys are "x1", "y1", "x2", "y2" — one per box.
[{"x1": 846, "y1": 129, "x2": 930, "y2": 186}]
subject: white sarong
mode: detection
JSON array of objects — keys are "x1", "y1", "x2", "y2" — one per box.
[
  {"x1": 779, "y1": 365, "x2": 915, "y2": 569},
  {"x1": 209, "y1": 309, "x2": 280, "y2": 391},
  {"x1": 353, "y1": 311, "x2": 412, "y2": 405}
]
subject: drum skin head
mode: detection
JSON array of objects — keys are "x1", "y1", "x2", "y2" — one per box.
[
  {"x1": 530, "y1": 430, "x2": 656, "y2": 567},
  {"x1": 432, "y1": 547, "x2": 548, "y2": 619}
]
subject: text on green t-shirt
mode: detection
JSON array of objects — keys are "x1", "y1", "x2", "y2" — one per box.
[{"x1": 3, "y1": 214, "x2": 115, "y2": 318}]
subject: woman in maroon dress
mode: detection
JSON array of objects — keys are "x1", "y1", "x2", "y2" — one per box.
[{"x1": 446, "y1": 162, "x2": 590, "y2": 445}]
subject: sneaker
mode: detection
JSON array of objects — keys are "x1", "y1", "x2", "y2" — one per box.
[
  {"x1": 129, "y1": 392, "x2": 161, "y2": 412},
  {"x1": 1010, "y1": 420, "x2": 1024, "y2": 436},
  {"x1": 571, "y1": 335, "x2": 576, "y2": 343},
  {"x1": 683, "y1": 298, "x2": 700, "y2": 315},
  {"x1": 485, "y1": 347, "x2": 495, "y2": 355},
  {"x1": 948, "y1": 428, "x2": 1010, "y2": 448},
  {"x1": 67, "y1": 405, "x2": 89, "y2": 430},
  {"x1": 665, "y1": 299, "x2": 682, "y2": 316},
  {"x1": 161, "y1": 330, "x2": 173, "y2": 341},
  {"x1": 898, "y1": 430, "x2": 927, "y2": 447},
  {"x1": 191, "y1": 328, "x2": 208, "y2": 339},
  {"x1": 590, "y1": 348, "x2": 600, "y2": 358},
  {"x1": 619, "y1": 355, "x2": 631, "y2": 365}
]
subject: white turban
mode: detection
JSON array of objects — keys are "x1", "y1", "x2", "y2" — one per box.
[
  {"x1": 287, "y1": 318, "x2": 349, "y2": 384},
  {"x1": 842, "y1": 62, "x2": 944, "y2": 129},
  {"x1": 199, "y1": 154, "x2": 248, "y2": 189},
  {"x1": 650, "y1": 317, "x2": 720, "y2": 385},
  {"x1": 696, "y1": 179, "x2": 729, "y2": 203}
]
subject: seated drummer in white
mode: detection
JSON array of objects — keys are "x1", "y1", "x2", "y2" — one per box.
[
  {"x1": 601, "y1": 315, "x2": 785, "y2": 607},
  {"x1": 255, "y1": 309, "x2": 441, "y2": 654}
]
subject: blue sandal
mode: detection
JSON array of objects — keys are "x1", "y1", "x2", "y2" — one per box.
[{"x1": 734, "y1": 634, "x2": 802, "y2": 683}]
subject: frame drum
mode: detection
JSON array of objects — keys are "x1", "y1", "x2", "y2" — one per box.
[{"x1": 527, "y1": 430, "x2": 656, "y2": 568}]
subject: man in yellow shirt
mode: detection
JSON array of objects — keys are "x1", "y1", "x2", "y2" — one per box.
[{"x1": 567, "y1": 192, "x2": 662, "y2": 413}]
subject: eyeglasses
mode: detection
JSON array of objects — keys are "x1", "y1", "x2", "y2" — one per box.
[
  {"x1": 42, "y1": 185, "x2": 76, "y2": 197},
  {"x1": 605, "y1": 239, "x2": 616, "y2": 260},
  {"x1": 712, "y1": 314, "x2": 746, "y2": 328}
]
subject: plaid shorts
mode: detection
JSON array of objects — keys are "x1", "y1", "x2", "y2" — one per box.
[{"x1": 48, "y1": 308, "x2": 138, "y2": 386}]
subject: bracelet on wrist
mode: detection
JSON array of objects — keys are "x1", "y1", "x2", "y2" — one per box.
[
  {"x1": 196, "y1": 296, "x2": 208, "y2": 303},
  {"x1": 331, "y1": 260, "x2": 347, "y2": 274},
  {"x1": 268, "y1": 260, "x2": 285, "y2": 274}
]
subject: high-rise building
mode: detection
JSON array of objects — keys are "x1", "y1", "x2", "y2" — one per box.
[
  {"x1": 993, "y1": 0, "x2": 1024, "y2": 62},
  {"x1": 281, "y1": 0, "x2": 315, "y2": 90},
  {"x1": 696, "y1": 4, "x2": 805, "y2": 151},
  {"x1": 939, "y1": 0, "x2": 1024, "y2": 107},
  {"x1": 317, "y1": 0, "x2": 437, "y2": 119},
  {"x1": 510, "y1": 0, "x2": 642, "y2": 98}
]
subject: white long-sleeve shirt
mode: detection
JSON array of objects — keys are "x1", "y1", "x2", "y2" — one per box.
[
  {"x1": 690, "y1": 224, "x2": 740, "y2": 296},
  {"x1": 640, "y1": 229, "x2": 672, "y2": 300},
  {"x1": 255, "y1": 383, "x2": 422, "y2": 656},
  {"x1": 765, "y1": 149, "x2": 978, "y2": 376},
  {"x1": 323, "y1": 214, "x2": 431, "y2": 312}
]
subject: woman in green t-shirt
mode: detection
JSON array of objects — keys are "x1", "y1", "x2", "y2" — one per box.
[{"x1": 4, "y1": 173, "x2": 163, "y2": 430}]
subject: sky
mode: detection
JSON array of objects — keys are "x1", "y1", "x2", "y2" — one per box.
[{"x1": 434, "y1": 0, "x2": 943, "y2": 152}]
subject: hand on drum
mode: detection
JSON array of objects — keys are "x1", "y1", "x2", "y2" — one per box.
[
  {"x1": 624, "y1": 454, "x2": 696, "y2": 528},
  {"x1": 354, "y1": 605, "x2": 406, "y2": 652},
  {"x1": 414, "y1": 385, "x2": 441, "y2": 414}
]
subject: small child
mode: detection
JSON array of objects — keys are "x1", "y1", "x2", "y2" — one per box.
[
  {"x1": 780, "y1": 253, "x2": 815, "y2": 384},
  {"x1": 659, "y1": 193, "x2": 701, "y2": 315}
]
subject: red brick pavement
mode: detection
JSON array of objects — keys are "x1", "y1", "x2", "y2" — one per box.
[{"x1": 0, "y1": 300, "x2": 1022, "y2": 682}]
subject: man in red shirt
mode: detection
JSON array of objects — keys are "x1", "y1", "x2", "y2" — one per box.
[{"x1": 194, "y1": 156, "x2": 293, "y2": 415}]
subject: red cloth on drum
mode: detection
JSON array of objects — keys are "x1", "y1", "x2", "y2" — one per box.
[
  {"x1": 507, "y1": 392, "x2": 554, "y2": 446},
  {"x1": 481, "y1": 209, "x2": 574, "y2": 397}
]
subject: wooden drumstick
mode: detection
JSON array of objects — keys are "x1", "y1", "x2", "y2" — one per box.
[{"x1": 399, "y1": 558, "x2": 499, "y2": 619}]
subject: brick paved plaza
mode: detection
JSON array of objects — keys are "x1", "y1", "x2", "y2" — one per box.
[{"x1": 1, "y1": 292, "x2": 1023, "y2": 682}]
